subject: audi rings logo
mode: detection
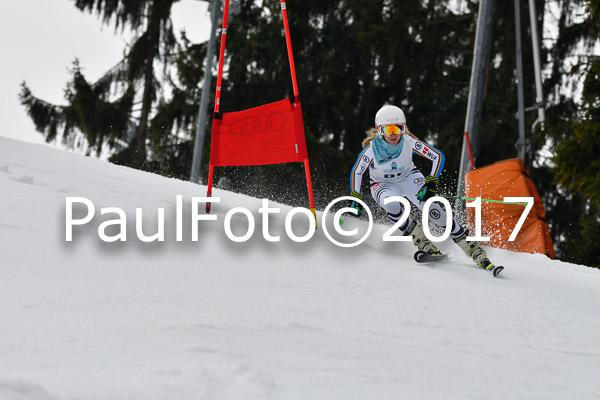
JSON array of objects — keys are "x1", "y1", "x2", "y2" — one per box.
[
  {"x1": 415, "y1": 142, "x2": 423, "y2": 150},
  {"x1": 429, "y1": 209, "x2": 441, "y2": 220},
  {"x1": 228, "y1": 112, "x2": 286, "y2": 136}
]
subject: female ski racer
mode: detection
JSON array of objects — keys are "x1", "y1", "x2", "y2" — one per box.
[{"x1": 348, "y1": 105, "x2": 503, "y2": 276}]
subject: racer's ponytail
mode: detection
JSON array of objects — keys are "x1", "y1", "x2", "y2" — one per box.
[{"x1": 361, "y1": 128, "x2": 378, "y2": 147}]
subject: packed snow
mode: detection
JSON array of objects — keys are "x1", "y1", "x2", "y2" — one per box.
[{"x1": 1, "y1": 136, "x2": 599, "y2": 399}]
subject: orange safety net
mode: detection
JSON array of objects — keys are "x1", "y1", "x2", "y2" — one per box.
[
  {"x1": 465, "y1": 158, "x2": 555, "y2": 258},
  {"x1": 210, "y1": 98, "x2": 308, "y2": 167}
]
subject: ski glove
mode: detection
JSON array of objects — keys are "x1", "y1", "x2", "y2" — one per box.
[
  {"x1": 417, "y1": 176, "x2": 439, "y2": 201},
  {"x1": 346, "y1": 191, "x2": 364, "y2": 217}
]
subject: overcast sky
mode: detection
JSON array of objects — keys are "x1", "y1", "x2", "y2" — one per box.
[{"x1": 0, "y1": 0, "x2": 211, "y2": 146}]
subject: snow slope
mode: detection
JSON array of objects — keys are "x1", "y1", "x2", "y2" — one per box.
[{"x1": 1, "y1": 136, "x2": 599, "y2": 400}]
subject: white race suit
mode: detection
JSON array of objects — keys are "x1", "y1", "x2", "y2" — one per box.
[{"x1": 350, "y1": 134, "x2": 466, "y2": 239}]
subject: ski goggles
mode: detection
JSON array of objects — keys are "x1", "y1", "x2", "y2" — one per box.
[{"x1": 379, "y1": 124, "x2": 406, "y2": 136}]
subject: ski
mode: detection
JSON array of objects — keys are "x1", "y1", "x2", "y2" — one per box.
[
  {"x1": 480, "y1": 258, "x2": 504, "y2": 277},
  {"x1": 487, "y1": 265, "x2": 504, "y2": 277},
  {"x1": 414, "y1": 251, "x2": 505, "y2": 277},
  {"x1": 414, "y1": 251, "x2": 448, "y2": 263}
]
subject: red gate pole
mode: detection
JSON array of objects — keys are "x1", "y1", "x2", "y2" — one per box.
[
  {"x1": 464, "y1": 131, "x2": 476, "y2": 170},
  {"x1": 280, "y1": 0, "x2": 299, "y2": 98},
  {"x1": 206, "y1": 0, "x2": 231, "y2": 213},
  {"x1": 213, "y1": 0, "x2": 230, "y2": 114},
  {"x1": 303, "y1": 158, "x2": 316, "y2": 220},
  {"x1": 280, "y1": 0, "x2": 316, "y2": 225}
]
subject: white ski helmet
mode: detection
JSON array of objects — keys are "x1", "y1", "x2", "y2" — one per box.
[{"x1": 375, "y1": 105, "x2": 406, "y2": 129}]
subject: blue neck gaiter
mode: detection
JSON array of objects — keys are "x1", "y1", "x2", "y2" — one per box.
[{"x1": 371, "y1": 135, "x2": 404, "y2": 164}]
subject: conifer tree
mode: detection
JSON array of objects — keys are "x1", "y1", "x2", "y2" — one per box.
[
  {"x1": 539, "y1": 0, "x2": 600, "y2": 267},
  {"x1": 20, "y1": 0, "x2": 179, "y2": 168}
]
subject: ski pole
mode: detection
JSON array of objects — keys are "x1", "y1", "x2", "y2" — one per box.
[
  {"x1": 438, "y1": 194, "x2": 529, "y2": 206},
  {"x1": 339, "y1": 206, "x2": 361, "y2": 225}
]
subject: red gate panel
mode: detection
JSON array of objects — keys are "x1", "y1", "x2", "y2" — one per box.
[{"x1": 210, "y1": 98, "x2": 308, "y2": 167}]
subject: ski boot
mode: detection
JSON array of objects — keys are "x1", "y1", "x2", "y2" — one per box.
[
  {"x1": 454, "y1": 233, "x2": 504, "y2": 277},
  {"x1": 405, "y1": 221, "x2": 442, "y2": 257}
]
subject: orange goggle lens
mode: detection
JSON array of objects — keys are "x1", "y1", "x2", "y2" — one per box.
[{"x1": 380, "y1": 124, "x2": 405, "y2": 136}]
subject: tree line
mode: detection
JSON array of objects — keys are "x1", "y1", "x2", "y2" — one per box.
[{"x1": 20, "y1": 0, "x2": 600, "y2": 268}]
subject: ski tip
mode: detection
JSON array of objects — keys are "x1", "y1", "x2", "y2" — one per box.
[
  {"x1": 414, "y1": 250, "x2": 426, "y2": 262},
  {"x1": 492, "y1": 265, "x2": 504, "y2": 277}
]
